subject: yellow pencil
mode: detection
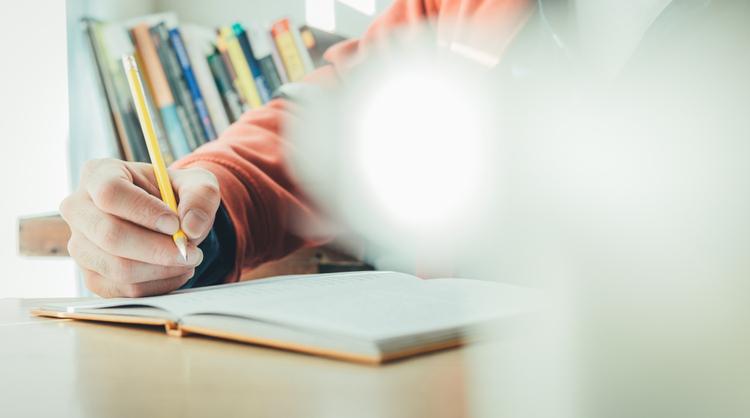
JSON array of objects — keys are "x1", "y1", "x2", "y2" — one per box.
[{"x1": 122, "y1": 55, "x2": 188, "y2": 260}]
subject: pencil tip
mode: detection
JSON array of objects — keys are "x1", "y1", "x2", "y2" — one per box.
[{"x1": 176, "y1": 239, "x2": 188, "y2": 261}]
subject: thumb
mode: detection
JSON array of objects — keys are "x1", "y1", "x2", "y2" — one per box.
[{"x1": 170, "y1": 167, "x2": 221, "y2": 242}]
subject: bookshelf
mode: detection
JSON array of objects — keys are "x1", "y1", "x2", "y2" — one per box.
[{"x1": 20, "y1": 0, "x2": 385, "y2": 290}]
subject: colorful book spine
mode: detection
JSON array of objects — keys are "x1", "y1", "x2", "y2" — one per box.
[
  {"x1": 99, "y1": 22, "x2": 150, "y2": 162},
  {"x1": 215, "y1": 36, "x2": 239, "y2": 99},
  {"x1": 132, "y1": 48, "x2": 175, "y2": 166},
  {"x1": 258, "y1": 55, "x2": 282, "y2": 97},
  {"x1": 150, "y1": 23, "x2": 204, "y2": 149},
  {"x1": 219, "y1": 27, "x2": 262, "y2": 108},
  {"x1": 169, "y1": 27, "x2": 218, "y2": 140},
  {"x1": 83, "y1": 19, "x2": 131, "y2": 161},
  {"x1": 131, "y1": 23, "x2": 191, "y2": 158},
  {"x1": 207, "y1": 52, "x2": 244, "y2": 122},
  {"x1": 270, "y1": 18, "x2": 307, "y2": 82},
  {"x1": 180, "y1": 25, "x2": 230, "y2": 134},
  {"x1": 288, "y1": 21, "x2": 315, "y2": 74},
  {"x1": 231, "y1": 23, "x2": 271, "y2": 103},
  {"x1": 267, "y1": 32, "x2": 289, "y2": 84}
]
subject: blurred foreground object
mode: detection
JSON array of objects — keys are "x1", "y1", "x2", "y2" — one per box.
[{"x1": 288, "y1": 4, "x2": 750, "y2": 415}]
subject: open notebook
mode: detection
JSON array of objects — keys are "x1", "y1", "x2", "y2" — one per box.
[{"x1": 32, "y1": 271, "x2": 538, "y2": 364}]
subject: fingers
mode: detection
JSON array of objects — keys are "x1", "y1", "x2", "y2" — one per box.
[
  {"x1": 67, "y1": 232, "x2": 196, "y2": 285},
  {"x1": 171, "y1": 167, "x2": 221, "y2": 242},
  {"x1": 61, "y1": 193, "x2": 203, "y2": 267},
  {"x1": 82, "y1": 159, "x2": 180, "y2": 235},
  {"x1": 82, "y1": 269, "x2": 194, "y2": 298}
]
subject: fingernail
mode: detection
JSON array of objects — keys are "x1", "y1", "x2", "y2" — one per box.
[
  {"x1": 178, "y1": 247, "x2": 202, "y2": 266},
  {"x1": 190, "y1": 248, "x2": 204, "y2": 266},
  {"x1": 183, "y1": 209, "x2": 209, "y2": 239},
  {"x1": 155, "y1": 215, "x2": 179, "y2": 234}
]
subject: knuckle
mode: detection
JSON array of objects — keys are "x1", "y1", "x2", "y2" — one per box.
[
  {"x1": 110, "y1": 258, "x2": 134, "y2": 283},
  {"x1": 95, "y1": 219, "x2": 122, "y2": 251},
  {"x1": 91, "y1": 179, "x2": 121, "y2": 209},
  {"x1": 80, "y1": 159, "x2": 99, "y2": 179},
  {"x1": 129, "y1": 193, "x2": 165, "y2": 224},
  {"x1": 194, "y1": 181, "x2": 220, "y2": 201}
]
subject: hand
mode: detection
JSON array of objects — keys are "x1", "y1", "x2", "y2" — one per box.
[{"x1": 60, "y1": 158, "x2": 221, "y2": 298}]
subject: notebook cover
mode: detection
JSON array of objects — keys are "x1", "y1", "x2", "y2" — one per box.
[{"x1": 30, "y1": 309, "x2": 463, "y2": 364}]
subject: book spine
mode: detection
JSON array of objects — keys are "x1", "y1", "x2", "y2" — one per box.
[
  {"x1": 270, "y1": 18, "x2": 307, "y2": 82},
  {"x1": 143, "y1": 25, "x2": 197, "y2": 155},
  {"x1": 151, "y1": 23, "x2": 205, "y2": 149},
  {"x1": 288, "y1": 21, "x2": 315, "y2": 74},
  {"x1": 180, "y1": 25, "x2": 231, "y2": 135},
  {"x1": 132, "y1": 48, "x2": 175, "y2": 166},
  {"x1": 207, "y1": 52, "x2": 244, "y2": 122},
  {"x1": 267, "y1": 32, "x2": 289, "y2": 84},
  {"x1": 84, "y1": 19, "x2": 130, "y2": 161},
  {"x1": 258, "y1": 55, "x2": 282, "y2": 97},
  {"x1": 100, "y1": 23, "x2": 150, "y2": 162},
  {"x1": 219, "y1": 27, "x2": 262, "y2": 108},
  {"x1": 169, "y1": 27, "x2": 218, "y2": 141},
  {"x1": 131, "y1": 23, "x2": 191, "y2": 158},
  {"x1": 231, "y1": 23, "x2": 271, "y2": 103},
  {"x1": 215, "y1": 35, "x2": 248, "y2": 112}
]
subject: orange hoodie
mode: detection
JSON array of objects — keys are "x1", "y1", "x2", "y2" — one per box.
[{"x1": 173, "y1": 0, "x2": 535, "y2": 283}]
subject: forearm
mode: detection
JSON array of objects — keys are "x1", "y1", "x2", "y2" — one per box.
[{"x1": 173, "y1": 99, "x2": 326, "y2": 284}]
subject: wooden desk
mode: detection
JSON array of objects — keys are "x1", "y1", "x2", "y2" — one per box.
[{"x1": 0, "y1": 298, "x2": 485, "y2": 418}]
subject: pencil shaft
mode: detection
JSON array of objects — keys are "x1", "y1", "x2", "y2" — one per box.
[{"x1": 122, "y1": 55, "x2": 188, "y2": 258}]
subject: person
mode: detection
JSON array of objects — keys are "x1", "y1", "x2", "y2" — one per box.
[
  {"x1": 60, "y1": 0, "x2": 535, "y2": 297},
  {"x1": 60, "y1": 0, "x2": 744, "y2": 297}
]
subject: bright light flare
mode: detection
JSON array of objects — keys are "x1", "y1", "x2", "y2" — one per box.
[{"x1": 349, "y1": 62, "x2": 491, "y2": 231}]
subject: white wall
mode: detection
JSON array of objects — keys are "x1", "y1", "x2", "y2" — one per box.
[
  {"x1": 157, "y1": 0, "x2": 384, "y2": 38},
  {"x1": 0, "y1": 0, "x2": 75, "y2": 298}
]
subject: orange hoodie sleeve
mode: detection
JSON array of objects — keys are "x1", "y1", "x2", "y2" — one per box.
[{"x1": 173, "y1": 0, "x2": 534, "y2": 283}]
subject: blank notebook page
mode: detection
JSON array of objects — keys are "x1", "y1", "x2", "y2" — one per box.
[{"x1": 60, "y1": 271, "x2": 537, "y2": 340}]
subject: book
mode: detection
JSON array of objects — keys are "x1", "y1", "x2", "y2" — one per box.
[
  {"x1": 94, "y1": 23, "x2": 148, "y2": 162},
  {"x1": 132, "y1": 49, "x2": 177, "y2": 166},
  {"x1": 232, "y1": 23, "x2": 271, "y2": 103},
  {"x1": 258, "y1": 55, "x2": 283, "y2": 97},
  {"x1": 149, "y1": 23, "x2": 205, "y2": 149},
  {"x1": 267, "y1": 31, "x2": 289, "y2": 84},
  {"x1": 219, "y1": 26, "x2": 263, "y2": 108},
  {"x1": 270, "y1": 18, "x2": 307, "y2": 82},
  {"x1": 169, "y1": 27, "x2": 218, "y2": 141},
  {"x1": 82, "y1": 18, "x2": 130, "y2": 161},
  {"x1": 207, "y1": 52, "x2": 244, "y2": 122},
  {"x1": 180, "y1": 24, "x2": 231, "y2": 134},
  {"x1": 31, "y1": 271, "x2": 537, "y2": 364},
  {"x1": 214, "y1": 35, "x2": 244, "y2": 108},
  {"x1": 288, "y1": 20, "x2": 316, "y2": 74},
  {"x1": 130, "y1": 23, "x2": 191, "y2": 158},
  {"x1": 78, "y1": 12, "x2": 350, "y2": 159}
]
